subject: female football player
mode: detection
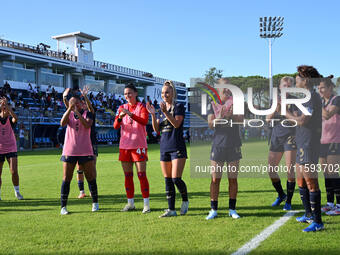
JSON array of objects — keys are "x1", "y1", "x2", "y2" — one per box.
[
  {"x1": 285, "y1": 65, "x2": 324, "y2": 232},
  {"x1": 60, "y1": 96, "x2": 98, "y2": 215},
  {"x1": 0, "y1": 97, "x2": 23, "y2": 200},
  {"x1": 318, "y1": 76, "x2": 340, "y2": 215},
  {"x1": 114, "y1": 84, "x2": 150, "y2": 213},
  {"x1": 266, "y1": 76, "x2": 297, "y2": 210},
  {"x1": 205, "y1": 78, "x2": 243, "y2": 220},
  {"x1": 146, "y1": 80, "x2": 189, "y2": 217}
]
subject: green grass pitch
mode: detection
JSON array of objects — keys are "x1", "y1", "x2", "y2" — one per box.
[{"x1": 0, "y1": 141, "x2": 339, "y2": 254}]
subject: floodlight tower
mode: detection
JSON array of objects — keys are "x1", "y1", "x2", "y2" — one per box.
[{"x1": 259, "y1": 16, "x2": 284, "y2": 100}]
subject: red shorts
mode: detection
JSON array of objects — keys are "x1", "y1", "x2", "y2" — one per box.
[{"x1": 119, "y1": 148, "x2": 148, "y2": 162}]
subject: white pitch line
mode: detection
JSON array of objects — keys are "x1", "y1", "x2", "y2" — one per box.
[{"x1": 231, "y1": 210, "x2": 300, "y2": 255}]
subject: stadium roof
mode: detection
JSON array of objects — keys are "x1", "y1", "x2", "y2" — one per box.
[{"x1": 52, "y1": 31, "x2": 100, "y2": 41}]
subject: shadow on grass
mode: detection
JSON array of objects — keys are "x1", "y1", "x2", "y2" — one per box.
[
  {"x1": 18, "y1": 144, "x2": 167, "y2": 157},
  {"x1": 21, "y1": 249, "x2": 340, "y2": 255},
  {"x1": 0, "y1": 190, "x2": 305, "y2": 217}
]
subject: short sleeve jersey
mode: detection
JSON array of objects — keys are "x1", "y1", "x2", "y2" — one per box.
[{"x1": 159, "y1": 103, "x2": 186, "y2": 152}]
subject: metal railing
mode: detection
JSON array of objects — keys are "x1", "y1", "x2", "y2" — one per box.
[
  {"x1": 0, "y1": 39, "x2": 77, "y2": 62},
  {"x1": 93, "y1": 60, "x2": 154, "y2": 79},
  {"x1": 0, "y1": 38, "x2": 186, "y2": 87}
]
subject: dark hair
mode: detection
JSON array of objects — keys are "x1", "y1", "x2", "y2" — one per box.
[
  {"x1": 70, "y1": 95, "x2": 81, "y2": 100},
  {"x1": 297, "y1": 65, "x2": 322, "y2": 88},
  {"x1": 124, "y1": 83, "x2": 137, "y2": 92},
  {"x1": 321, "y1": 75, "x2": 335, "y2": 88},
  {"x1": 124, "y1": 83, "x2": 140, "y2": 102}
]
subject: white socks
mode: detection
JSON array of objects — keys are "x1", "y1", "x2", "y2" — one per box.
[
  {"x1": 143, "y1": 198, "x2": 150, "y2": 207},
  {"x1": 128, "y1": 198, "x2": 134, "y2": 206}
]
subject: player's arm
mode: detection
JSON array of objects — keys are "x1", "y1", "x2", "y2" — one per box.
[
  {"x1": 6, "y1": 104, "x2": 18, "y2": 124},
  {"x1": 162, "y1": 111, "x2": 183, "y2": 129},
  {"x1": 62, "y1": 88, "x2": 70, "y2": 108},
  {"x1": 285, "y1": 109, "x2": 310, "y2": 126},
  {"x1": 113, "y1": 106, "x2": 125, "y2": 129},
  {"x1": 130, "y1": 106, "x2": 149, "y2": 126},
  {"x1": 1, "y1": 98, "x2": 18, "y2": 124},
  {"x1": 60, "y1": 107, "x2": 72, "y2": 127},
  {"x1": 75, "y1": 110, "x2": 93, "y2": 129},
  {"x1": 208, "y1": 113, "x2": 215, "y2": 129},
  {"x1": 146, "y1": 102, "x2": 160, "y2": 133},
  {"x1": 322, "y1": 105, "x2": 340, "y2": 120},
  {"x1": 81, "y1": 86, "x2": 95, "y2": 113},
  {"x1": 160, "y1": 102, "x2": 183, "y2": 129},
  {"x1": 226, "y1": 105, "x2": 244, "y2": 122}
]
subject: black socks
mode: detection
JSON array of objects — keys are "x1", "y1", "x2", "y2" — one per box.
[
  {"x1": 61, "y1": 181, "x2": 70, "y2": 208},
  {"x1": 165, "y1": 178, "x2": 175, "y2": 210}
]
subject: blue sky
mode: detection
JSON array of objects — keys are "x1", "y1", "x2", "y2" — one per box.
[{"x1": 1, "y1": 0, "x2": 340, "y2": 85}]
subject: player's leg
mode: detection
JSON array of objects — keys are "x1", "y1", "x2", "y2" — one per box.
[
  {"x1": 227, "y1": 160, "x2": 240, "y2": 218},
  {"x1": 7, "y1": 155, "x2": 23, "y2": 200},
  {"x1": 296, "y1": 164, "x2": 313, "y2": 223},
  {"x1": 268, "y1": 151, "x2": 286, "y2": 206},
  {"x1": 320, "y1": 144, "x2": 334, "y2": 212},
  {"x1": 325, "y1": 154, "x2": 340, "y2": 216},
  {"x1": 82, "y1": 159, "x2": 99, "y2": 212},
  {"x1": 0, "y1": 159, "x2": 4, "y2": 200},
  {"x1": 206, "y1": 160, "x2": 223, "y2": 220},
  {"x1": 159, "y1": 158, "x2": 177, "y2": 217},
  {"x1": 60, "y1": 161, "x2": 76, "y2": 215},
  {"x1": 302, "y1": 166, "x2": 324, "y2": 232},
  {"x1": 171, "y1": 156, "x2": 188, "y2": 215},
  {"x1": 320, "y1": 156, "x2": 334, "y2": 212},
  {"x1": 135, "y1": 161, "x2": 150, "y2": 214},
  {"x1": 283, "y1": 149, "x2": 296, "y2": 210},
  {"x1": 121, "y1": 161, "x2": 135, "y2": 211},
  {"x1": 76, "y1": 162, "x2": 86, "y2": 198}
]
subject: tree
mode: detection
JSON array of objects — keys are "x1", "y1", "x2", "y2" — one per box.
[{"x1": 204, "y1": 67, "x2": 223, "y2": 85}]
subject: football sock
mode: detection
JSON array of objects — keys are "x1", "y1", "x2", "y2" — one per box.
[
  {"x1": 137, "y1": 172, "x2": 149, "y2": 199},
  {"x1": 61, "y1": 181, "x2": 70, "y2": 208},
  {"x1": 286, "y1": 181, "x2": 296, "y2": 204},
  {"x1": 124, "y1": 172, "x2": 134, "y2": 199},
  {"x1": 88, "y1": 179, "x2": 98, "y2": 203},
  {"x1": 165, "y1": 177, "x2": 175, "y2": 210},
  {"x1": 143, "y1": 198, "x2": 150, "y2": 207},
  {"x1": 273, "y1": 180, "x2": 285, "y2": 198},
  {"x1": 14, "y1": 185, "x2": 20, "y2": 193},
  {"x1": 333, "y1": 178, "x2": 340, "y2": 205},
  {"x1": 172, "y1": 177, "x2": 188, "y2": 202},
  {"x1": 229, "y1": 198, "x2": 236, "y2": 210},
  {"x1": 299, "y1": 186, "x2": 312, "y2": 217},
  {"x1": 325, "y1": 178, "x2": 334, "y2": 204},
  {"x1": 211, "y1": 200, "x2": 218, "y2": 211},
  {"x1": 310, "y1": 190, "x2": 322, "y2": 224},
  {"x1": 78, "y1": 180, "x2": 84, "y2": 192}
]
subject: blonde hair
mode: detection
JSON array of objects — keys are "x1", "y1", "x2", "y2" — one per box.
[
  {"x1": 163, "y1": 80, "x2": 177, "y2": 105},
  {"x1": 280, "y1": 76, "x2": 294, "y2": 86}
]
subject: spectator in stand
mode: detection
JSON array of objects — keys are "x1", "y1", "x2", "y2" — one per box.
[
  {"x1": 19, "y1": 124, "x2": 25, "y2": 151},
  {"x1": 27, "y1": 83, "x2": 33, "y2": 97}
]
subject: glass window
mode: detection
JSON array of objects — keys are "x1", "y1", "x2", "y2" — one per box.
[
  {"x1": 107, "y1": 82, "x2": 124, "y2": 95},
  {"x1": 3, "y1": 66, "x2": 36, "y2": 83},
  {"x1": 84, "y1": 78, "x2": 104, "y2": 92},
  {"x1": 41, "y1": 72, "x2": 64, "y2": 87}
]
